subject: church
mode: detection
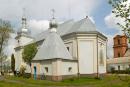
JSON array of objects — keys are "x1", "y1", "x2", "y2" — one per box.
[
  {"x1": 107, "y1": 34, "x2": 130, "y2": 72},
  {"x1": 14, "y1": 14, "x2": 107, "y2": 81}
]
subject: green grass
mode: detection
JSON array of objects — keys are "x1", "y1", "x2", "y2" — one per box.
[{"x1": 0, "y1": 74, "x2": 130, "y2": 87}]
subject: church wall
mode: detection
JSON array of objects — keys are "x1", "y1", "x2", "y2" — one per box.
[
  {"x1": 31, "y1": 59, "x2": 77, "y2": 81},
  {"x1": 31, "y1": 62, "x2": 41, "y2": 75},
  {"x1": 40, "y1": 60, "x2": 52, "y2": 75},
  {"x1": 98, "y1": 37, "x2": 107, "y2": 74},
  {"x1": 64, "y1": 38, "x2": 77, "y2": 60},
  {"x1": 52, "y1": 59, "x2": 62, "y2": 76},
  {"x1": 77, "y1": 36, "x2": 97, "y2": 74},
  {"x1": 38, "y1": 60, "x2": 52, "y2": 76},
  {"x1": 17, "y1": 36, "x2": 33, "y2": 46},
  {"x1": 61, "y1": 60, "x2": 78, "y2": 76},
  {"x1": 14, "y1": 48, "x2": 24, "y2": 71}
]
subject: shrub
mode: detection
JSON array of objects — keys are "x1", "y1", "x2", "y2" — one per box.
[
  {"x1": 23, "y1": 73, "x2": 31, "y2": 78},
  {"x1": 19, "y1": 65, "x2": 26, "y2": 76}
]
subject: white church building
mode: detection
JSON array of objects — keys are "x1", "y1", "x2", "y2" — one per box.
[{"x1": 14, "y1": 14, "x2": 107, "y2": 81}]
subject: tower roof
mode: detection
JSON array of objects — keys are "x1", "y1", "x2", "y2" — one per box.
[
  {"x1": 67, "y1": 17, "x2": 97, "y2": 34},
  {"x1": 33, "y1": 31, "x2": 72, "y2": 61}
]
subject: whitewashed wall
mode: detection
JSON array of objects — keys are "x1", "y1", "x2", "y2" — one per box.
[
  {"x1": 61, "y1": 60, "x2": 77, "y2": 75},
  {"x1": 14, "y1": 49, "x2": 23, "y2": 71},
  {"x1": 17, "y1": 36, "x2": 33, "y2": 46},
  {"x1": 64, "y1": 38, "x2": 77, "y2": 60},
  {"x1": 98, "y1": 37, "x2": 107, "y2": 73},
  {"x1": 78, "y1": 37, "x2": 96, "y2": 74},
  {"x1": 14, "y1": 36, "x2": 33, "y2": 72}
]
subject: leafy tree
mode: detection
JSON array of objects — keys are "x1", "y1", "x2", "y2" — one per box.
[
  {"x1": 109, "y1": 0, "x2": 130, "y2": 83},
  {"x1": 109, "y1": 0, "x2": 130, "y2": 38},
  {"x1": 0, "y1": 19, "x2": 13, "y2": 72},
  {"x1": 11, "y1": 54, "x2": 15, "y2": 73},
  {"x1": 0, "y1": 52, "x2": 7, "y2": 73},
  {"x1": 22, "y1": 43, "x2": 37, "y2": 73}
]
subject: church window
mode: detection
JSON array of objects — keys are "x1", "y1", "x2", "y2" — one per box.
[
  {"x1": 45, "y1": 67, "x2": 48, "y2": 73},
  {"x1": 67, "y1": 47, "x2": 69, "y2": 51},
  {"x1": 118, "y1": 39, "x2": 120, "y2": 45},
  {"x1": 118, "y1": 52, "x2": 121, "y2": 57},
  {"x1": 68, "y1": 67, "x2": 72, "y2": 72},
  {"x1": 18, "y1": 40, "x2": 20, "y2": 43}
]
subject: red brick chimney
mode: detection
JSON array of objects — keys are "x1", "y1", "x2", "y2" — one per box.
[{"x1": 113, "y1": 35, "x2": 128, "y2": 58}]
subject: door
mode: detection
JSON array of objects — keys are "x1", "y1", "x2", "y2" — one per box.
[{"x1": 34, "y1": 66, "x2": 37, "y2": 80}]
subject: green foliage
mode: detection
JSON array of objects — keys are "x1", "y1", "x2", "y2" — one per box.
[
  {"x1": 11, "y1": 54, "x2": 15, "y2": 73},
  {"x1": 19, "y1": 65, "x2": 26, "y2": 76},
  {"x1": 109, "y1": 0, "x2": 130, "y2": 37},
  {"x1": 2, "y1": 75, "x2": 130, "y2": 87},
  {"x1": 22, "y1": 43, "x2": 37, "y2": 64},
  {"x1": 0, "y1": 19, "x2": 13, "y2": 72}
]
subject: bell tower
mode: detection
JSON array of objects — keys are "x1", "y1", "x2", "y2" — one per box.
[{"x1": 113, "y1": 35, "x2": 128, "y2": 58}]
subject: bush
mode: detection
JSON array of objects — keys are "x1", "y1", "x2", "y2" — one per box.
[
  {"x1": 23, "y1": 73, "x2": 31, "y2": 78},
  {"x1": 19, "y1": 65, "x2": 26, "y2": 76},
  {"x1": 111, "y1": 69, "x2": 130, "y2": 74}
]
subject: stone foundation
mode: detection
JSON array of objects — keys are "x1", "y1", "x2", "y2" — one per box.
[{"x1": 31, "y1": 73, "x2": 106, "y2": 81}]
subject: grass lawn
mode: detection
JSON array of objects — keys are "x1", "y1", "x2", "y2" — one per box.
[{"x1": 0, "y1": 74, "x2": 130, "y2": 87}]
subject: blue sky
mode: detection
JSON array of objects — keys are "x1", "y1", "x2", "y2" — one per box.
[{"x1": 92, "y1": 0, "x2": 118, "y2": 35}]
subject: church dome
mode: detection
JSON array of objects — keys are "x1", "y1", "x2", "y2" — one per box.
[
  {"x1": 49, "y1": 18, "x2": 58, "y2": 29},
  {"x1": 22, "y1": 28, "x2": 28, "y2": 33}
]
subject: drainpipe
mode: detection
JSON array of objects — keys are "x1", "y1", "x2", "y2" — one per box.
[
  {"x1": 96, "y1": 34, "x2": 99, "y2": 78},
  {"x1": 76, "y1": 37, "x2": 80, "y2": 78}
]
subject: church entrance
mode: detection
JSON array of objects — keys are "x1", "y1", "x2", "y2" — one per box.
[{"x1": 34, "y1": 66, "x2": 37, "y2": 80}]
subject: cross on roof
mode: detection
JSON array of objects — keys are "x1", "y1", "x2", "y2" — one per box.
[{"x1": 51, "y1": 9, "x2": 55, "y2": 19}]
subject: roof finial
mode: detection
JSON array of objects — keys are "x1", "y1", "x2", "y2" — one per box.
[
  {"x1": 21, "y1": 8, "x2": 28, "y2": 34},
  {"x1": 22, "y1": 8, "x2": 26, "y2": 18},
  {"x1": 49, "y1": 9, "x2": 58, "y2": 32},
  {"x1": 51, "y1": 9, "x2": 55, "y2": 19}
]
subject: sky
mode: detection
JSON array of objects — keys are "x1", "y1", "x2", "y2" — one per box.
[{"x1": 0, "y1": 0, "x2": 126, "y2": 58}]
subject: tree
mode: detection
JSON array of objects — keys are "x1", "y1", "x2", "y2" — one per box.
[
  {"x1": 109, "y1": 0, "x2": 130, "y2": 38},
  {"x1": 22, "y1": 43, "x2": 37, "y2": 73},
  {"x1": 109, "y1": 0, "x2": 130, "y2": 83},
  {"x1": 0, "y1": 52, "x2": 7, "y2": 73},
  {"x1": 0, "y1": 19, "x2": 13, "y2": 72},
  {"x1": 11, "y1": 54, "x2": 15, "y2": 73}
]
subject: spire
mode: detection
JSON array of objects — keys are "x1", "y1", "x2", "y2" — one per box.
[
  {"x1": 21, "y1": 8, "x2": 28, "y2": 34},
  {"x1": 49, "y1": 9, "x2": 58, "y2": 32},
  {"x1": 22, "y1": 8, "x2": 27, "y2": 29}
]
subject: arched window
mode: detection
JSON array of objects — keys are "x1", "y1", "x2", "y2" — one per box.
[
  {"x1": 118, "y1": 52, "x2": 121, "y2": 57},
  {"x1": 118, "y1": 39, "x2": 120, "y2": 45}
]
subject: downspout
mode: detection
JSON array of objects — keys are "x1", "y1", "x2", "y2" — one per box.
[
  {"x1": 96, "y1": 34, "x2": 99, "y2": 78},
  {"x1": 76, "y1": 37, "x2": 80, "y2": 78}
]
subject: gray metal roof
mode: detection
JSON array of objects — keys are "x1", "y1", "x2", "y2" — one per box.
[
  {"x1": 34, "y1": 17, "x2": 99, "y2": 42},
  {"x1": 33, "y1": 31, "x2": 73, "y2": 61},
  {"x1": 67, "y1": 17, "x2": 97, "y2": 34}
]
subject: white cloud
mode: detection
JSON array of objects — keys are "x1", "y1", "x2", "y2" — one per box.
[
  {"x1": 28, "y1": 20, "x2": 49, "y2": 36},
  {"x1": 0, "y1": 0, "x2": 102, "y2": 22},
  {"x1": 0, "y1": 0, "x2": 102, "y2": 57},
  {"x1": 104, "y1": 13, "x2": 124, "y2": 30},
  {"x1": 104, "y1": 0, "x2": 130, "y2": 31},
  {"x1": 106, "y1": 35, "x2": 114, "y2": 58},
  {"x1": 4, "y1": 34, "x2": 16, "y2": 56}
]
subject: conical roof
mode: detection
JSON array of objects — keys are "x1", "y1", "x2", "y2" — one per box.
[{"x1": 33, "y1": 31, "x2": 72, "y2": 60}]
